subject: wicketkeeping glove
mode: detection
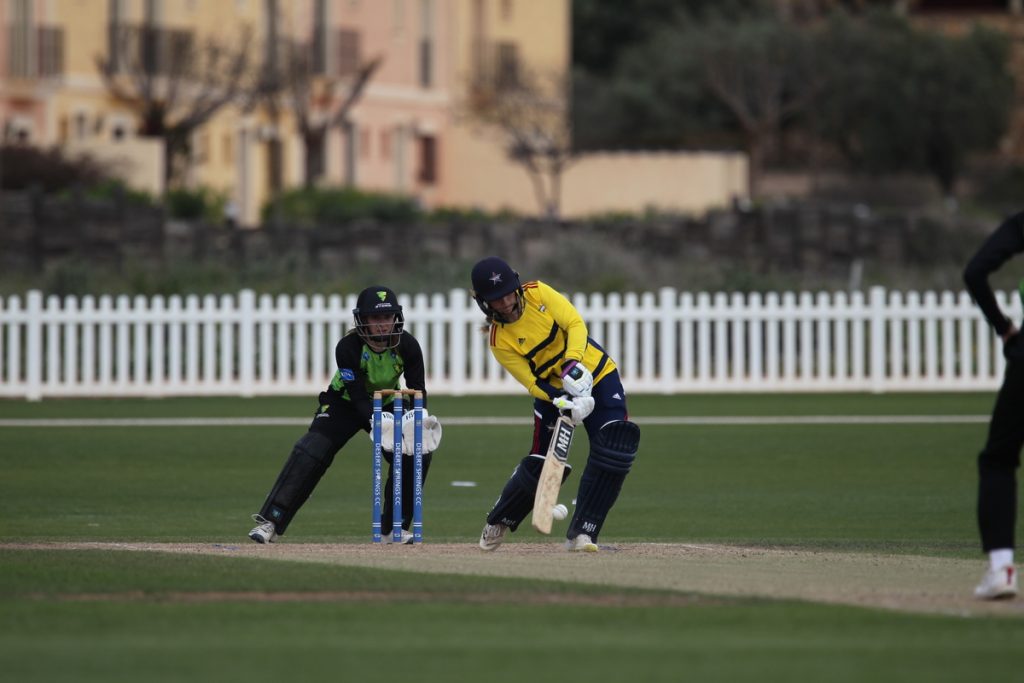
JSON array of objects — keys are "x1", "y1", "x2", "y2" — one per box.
[
  {"x1": 559, "y1": 360, "x2": 593, "y2": 397},
  {"x1": 401, "y1": 409, "x2": 443, "y2": 453},
  {"x1": 552, "y1": 395, "x2": 595, "y2": 425},
  {"x1": 368, "y1": 412, "x2": 395, "y2": 452}
]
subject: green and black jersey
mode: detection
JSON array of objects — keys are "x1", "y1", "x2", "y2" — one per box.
[{"x1": 317, "y1": 331, "x2": 427, "y2": 426}]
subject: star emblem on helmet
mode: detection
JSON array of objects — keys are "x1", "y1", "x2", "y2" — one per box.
[{"x1": 489, "y1": 272, "x2": 502, "y2": 284}]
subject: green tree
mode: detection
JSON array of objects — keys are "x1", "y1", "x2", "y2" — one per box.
[
  {"x1": 573, "y1": 0, "x2": 755, "y2": 74},
  {"x1": 816, "y1": 11, "x2": 1013, "y2": 197},
  {"x1": 572, "y1": 0, "x2": 758, "y2": 152},
  {"x1": 581, "y1": 3, "x2": 824, "y2": 195}
]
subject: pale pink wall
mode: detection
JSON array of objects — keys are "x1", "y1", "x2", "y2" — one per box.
[{"x1": 327, "y1": 0, "x2": 455, "y2": 205}]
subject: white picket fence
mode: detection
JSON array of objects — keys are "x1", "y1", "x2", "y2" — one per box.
[{"x1": 0, "y1": 287, "x2": 1019, "y2": 400}]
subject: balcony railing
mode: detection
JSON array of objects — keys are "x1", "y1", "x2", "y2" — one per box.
[
  {"x1": 106, "y1": 24, "x2": 195, "y2": 76},
  {"x1": 4, "y1": 25, "x2": 64, "y2": 79}
]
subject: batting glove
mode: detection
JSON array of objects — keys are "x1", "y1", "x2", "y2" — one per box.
[
  {"x1": 552, "y1": 395, "x2": 595, "y2": 425},
  {"x1": 559, "y1": 360, "x2": 593, "y2": 397}
]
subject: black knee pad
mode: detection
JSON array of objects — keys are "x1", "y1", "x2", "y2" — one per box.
[
  {"x1": 487, "y1": 454, "x2": 572, "y2": 531},
  {"x1": 591, "y1": 420, "x2": 640, "y2": 474},
  {"x1": 260, "y1": 431, "x2": 336, "y2": 534},
  {"x1": 569, "y1": 421, "x2": 639, "y2": 541}
]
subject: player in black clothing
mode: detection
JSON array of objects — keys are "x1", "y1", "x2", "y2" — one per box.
[
  {"x1": 248, "y1": 286, "x2": 442, "y2": 544},
  {"x1": 963, "y1": 212, "x2": 1023, "y2": 599}
]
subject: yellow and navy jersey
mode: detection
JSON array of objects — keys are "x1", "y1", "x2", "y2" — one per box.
[{"x1": 487, "y1": 280, "x2": 616, "y2": 401}]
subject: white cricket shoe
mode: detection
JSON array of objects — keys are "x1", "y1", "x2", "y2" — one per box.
[
  {"x1": 565, "y1": 534, "x2": 599, "y2": 553},
  {"x1": 248, "y1": 515, "x2": 278, "y2": 544},
  {"x1": 381, "y1": 529, "x2": 415, "y2": 545},
  {"x1": 479, "y1": 522, "x2": 509, "y2": 551},
  {"x1": 974, "y1": 565, "x2": 1018, "y2": 600}
]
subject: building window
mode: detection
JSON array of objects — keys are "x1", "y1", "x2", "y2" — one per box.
[
  {"x1": 196, "y1": 133, "x2": 210, "y2": 163},
  {"x1": 312, "y1": 0, "x2": 327, "y2": 74},
  {"x1": 9, "y1": 0, "x2": 34, "y2": 78},
  {"x1": 263, "y1": 0, "x2": 279, "y2": 74},
  {"x1": 223, "y1": 133, "x2": 234, "y2": 164},
  {"x1": 343, "y1": 121, "x2": 358, "y2": 187},
  {"x1": 417, "y1": 134, "x2": 437, "y2": 185},
  {"x1": 471, "y1": 0, "x2": 487, "y2": 81},
  {"x1": 337, "y1": 28, "x2": 361, "y2": 76},
  {"x1": 393, "y1": 0, "x2": 405, "y2": 34},
  {"x1": 308, "y1": 136, "x2": 326, "y2": 181},
  {"x1": 360, "y1": 128, "x2": 371, "y2": 159},
  {"x1": 419, "y1": 0, "x2": 434, "y2": 88},
  {"x1": 496, "y1": 42, "x2": 519, "y2": 89},
  {"x1": 107, "y1": 0, "x2": 125, "y2": 73},
  {"x1": 74, "y1": 112, "x2": 89, "y2": 140}
]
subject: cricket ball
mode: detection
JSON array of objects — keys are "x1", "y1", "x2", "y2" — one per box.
[{"x1": 552, "y1": 503, "x2": 569, "y2": 521}]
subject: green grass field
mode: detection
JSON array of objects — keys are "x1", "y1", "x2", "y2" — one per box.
[{"x1": 2, "y1": 393, "x2": 1023, "y2": 682}]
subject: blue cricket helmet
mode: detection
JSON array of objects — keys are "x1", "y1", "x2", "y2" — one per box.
[{"x1": 470, "y1": 257, "x2": 524, "y2": 323}]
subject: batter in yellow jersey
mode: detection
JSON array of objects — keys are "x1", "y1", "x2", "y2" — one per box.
[
  {"x1": 470, "y1": 257, "x2": 640, "y2": 553},
  {"x1": 488, "y1": 280, "x2": 616, "y2": 401}
]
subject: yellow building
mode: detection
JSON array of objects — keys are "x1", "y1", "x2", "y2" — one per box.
[{"x1": 1, "y1": 0, "x2": 747, "y2": 222}]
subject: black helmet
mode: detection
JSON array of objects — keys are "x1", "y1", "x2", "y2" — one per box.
[
  {"x1": 470, "y1": 256, "x2": 524, "y2": 323},
  {"x1": 352, "y1": 286, "x2": 404, "y2": 349}
]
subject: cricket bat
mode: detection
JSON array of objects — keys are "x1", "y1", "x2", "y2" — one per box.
[{"x1": 531, "y1": 415, "x2": 575, "y2": 534}]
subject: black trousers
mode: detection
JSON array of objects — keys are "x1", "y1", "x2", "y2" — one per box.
[
  {"x1": 258, "y1": 400, "x2": 430, "y2": 535},
  {"x1": 978, "y1": 340, "x2": 1024, "y2": 552}
]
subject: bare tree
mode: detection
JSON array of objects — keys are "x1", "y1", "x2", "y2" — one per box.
[
  {"x1": 279, "y1": 42, "x2": 382, "y2": 188},
  {"x1": 96, "y1": 22, "x2": 253, "y2": 187},
  {"x1": 691, "y1": 16, "x2": 825, "y2": 197},
  {"x1": 465, "y1": 67, "x2": 575, "y2": 220}
]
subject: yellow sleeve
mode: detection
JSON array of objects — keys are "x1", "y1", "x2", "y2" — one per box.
[{"x1": 538, "y1": 283, "x2": 589, "y2": 364}]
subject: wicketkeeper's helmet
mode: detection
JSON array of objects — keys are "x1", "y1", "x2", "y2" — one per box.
[
  {"x1": 353, "y1": 285, "x2": 404, "y2": 349},
  {"x1": 470, "y1": 256, "x2": 524, "y2": 323}
]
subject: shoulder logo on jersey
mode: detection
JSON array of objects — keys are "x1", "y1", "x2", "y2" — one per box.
[
  {"x1": 340, "y1": 368, "x2": 355, "y2": 381},
  {"x1": 539, "y1": 305, "x2": 546, "y2": 313},
  {"x1": 517, "y1": 337, "x2": 526, "y2": 346},
  {"x1": 362, "y1": 351, "x2": 370, "y2": 361}
]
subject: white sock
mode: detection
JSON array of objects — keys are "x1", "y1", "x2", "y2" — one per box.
[{"x1": 989, "y1": 548, "x2": 1014, "y2": 571}]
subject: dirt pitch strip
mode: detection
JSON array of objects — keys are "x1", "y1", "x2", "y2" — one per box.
[{"x1": 12, "y1": 541, "x2": 1024, "y2": 618}]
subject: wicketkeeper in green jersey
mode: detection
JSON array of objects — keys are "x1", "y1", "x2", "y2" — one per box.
[{"x1": 249, "y1": 286, "x2": 442, "y2": 544}]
